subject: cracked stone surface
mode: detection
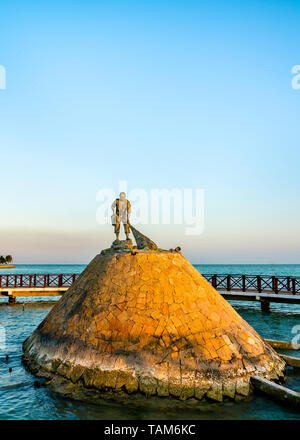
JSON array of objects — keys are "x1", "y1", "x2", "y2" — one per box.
[{"x1": 22, "y1": 250, "x2": 286, "y2": 403}]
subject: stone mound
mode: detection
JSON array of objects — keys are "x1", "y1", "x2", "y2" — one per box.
[{"x1": 23, "y1": 251, "x2": 285, "y2": 402}]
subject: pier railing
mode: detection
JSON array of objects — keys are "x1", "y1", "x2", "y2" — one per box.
[
  {"x1": 0, "y1": 273, "x2": 300, "y2": 295},
  {"x1": 202, "y1": 274, "x2": 300, "y2": 295},
  {"x1": 0, "y1": 274, "x2": 80, "y2": 289}
]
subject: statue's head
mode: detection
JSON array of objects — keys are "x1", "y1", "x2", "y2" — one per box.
[{"x1": 119, "y1": 192, "x2": 126, "y2": 201}]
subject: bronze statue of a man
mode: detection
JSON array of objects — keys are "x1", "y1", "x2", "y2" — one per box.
[{"x1": 111, "y1": 192, "x2": 131, "y2": 240}]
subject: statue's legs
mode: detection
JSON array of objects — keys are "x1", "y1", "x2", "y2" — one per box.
[
  {"x1": 114, "y1": 218, "x2": 120, "y2": 240},
  {"x1": 124, "y1": 222, "x2": 130, "y2": 240}
]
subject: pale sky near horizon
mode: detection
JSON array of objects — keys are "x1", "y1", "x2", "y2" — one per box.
[{"x1": 0, "y1": 0, "x2": 300, "y2": 264}]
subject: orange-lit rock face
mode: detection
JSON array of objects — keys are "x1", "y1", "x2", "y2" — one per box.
[{"x1": 23, "y1": 251, "x2": 285, "y2": 402}]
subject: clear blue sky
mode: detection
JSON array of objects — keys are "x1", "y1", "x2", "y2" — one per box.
[{"x1": 0, "y1": 0, "x2": 300, "y2": 263}]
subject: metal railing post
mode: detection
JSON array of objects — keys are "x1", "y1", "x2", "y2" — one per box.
[
  {"x1": 272, "y1": 276, "x2": 278, "y2": 294},
  {"x1": 292, "y1": 279, "x2": 296, "y2": 295},
  {"x1": 257, "y1": 276, "x2": 262, "y2": 293},
  {"x1": 242, "y1": 275, "x2": 246, "y2": 292},
  {"x1": 227, "y1": 275, "x2": 231, "y2": 291}
]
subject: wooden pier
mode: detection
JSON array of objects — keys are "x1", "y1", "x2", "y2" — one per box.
[
  {"x1": 0, "y1": 273, "x2": 300, "y2": 308},
  {"x1": 203, "y1": 274, "x2": 300, "y2": 310},
  {"x1": 0, "y1": 274, "x2": 79, "y2": 303}
]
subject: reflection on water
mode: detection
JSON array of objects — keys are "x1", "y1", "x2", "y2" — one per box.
[{"x1": 0, "y1": 300, "x2": 299, "y2": 420}]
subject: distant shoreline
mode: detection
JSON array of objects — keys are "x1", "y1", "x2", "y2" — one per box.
[{"x1": 0, "y1": 265, "x2": 16, "y2": 269}]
